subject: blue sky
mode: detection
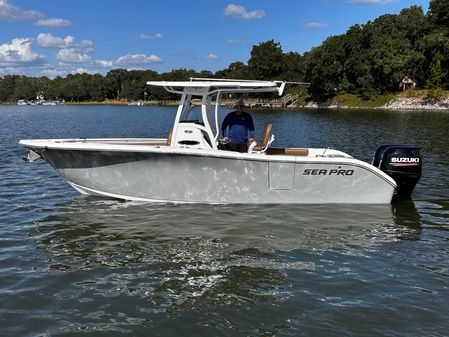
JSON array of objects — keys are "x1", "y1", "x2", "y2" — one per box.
[{"x1": 0, "y1": 0, "x2": 430, "y2": 78}]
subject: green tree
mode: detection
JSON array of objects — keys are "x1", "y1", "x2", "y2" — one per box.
[
  {"x1": 215, "y1": 61, "x2": 249, "y2": 79},
  {"x1": 281, "y1": 52, "x2": 304, "y2": 81},
  {"x1": 105, "y1": 69, "x2": 129, "y2": 99},
  {"x1": 305, "y1": 6, "x2": 429, "y2": 98},
  {"x1": 419, "y1": 26, "x2": 449, "y2": 87},
  {"x1": 304, "y1": 35, "x2": 346, "y2": 98},
  {"x1": 426, "y1": 51, "x2": 447, "y2": 87},
  {"x1": 248, "y1": 40, "x2": 284, "y2": 80},
  {"x1": 0, "y1": 75, "x2": 20, "y2": 101},
  {"x1": 12, "y1": 76, "x2": 38, "y2": 100},
  {"x1": 149, "y1": 68, "x2": 199, "y2": 100},
  {"x1": 46, "y1": 76, "x2": 67, "y2": 100},
  {"x1": 429, "y1": 0, "x2": 449, "y2": 26}
]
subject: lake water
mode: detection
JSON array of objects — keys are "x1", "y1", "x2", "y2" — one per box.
[{"x1": 1, "y1": 105, "x2": 448, "y2": 336}]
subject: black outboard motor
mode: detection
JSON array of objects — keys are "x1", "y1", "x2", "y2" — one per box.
[{"x1": 372, "y1": 145, "x2": 422, "y2": 199}]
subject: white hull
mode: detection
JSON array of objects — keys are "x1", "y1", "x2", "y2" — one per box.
[{"x1": 20, "y1": 138, "x2": 396, "y2": 204}]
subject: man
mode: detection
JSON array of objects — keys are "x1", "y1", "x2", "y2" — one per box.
[{"x1": 221, "y1": 99, "x2": 256, "y2": 152}]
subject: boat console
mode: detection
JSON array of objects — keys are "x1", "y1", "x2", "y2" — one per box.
[{"x1": 172, "y1": 122, "x2": 213, "y2": 149}]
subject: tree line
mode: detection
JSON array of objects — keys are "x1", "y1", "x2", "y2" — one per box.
[{"x1": 1, "y1": 0, "x2": 448, "y2": 103}]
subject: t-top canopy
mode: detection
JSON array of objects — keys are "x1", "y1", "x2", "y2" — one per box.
[{"x1": 146, "y1": 78, "x2": 287, "y2": 96}]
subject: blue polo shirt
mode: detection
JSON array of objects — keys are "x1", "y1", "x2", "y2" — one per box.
[{"x1": 221, "y1": 111, "x2": 255, "y2": 144}]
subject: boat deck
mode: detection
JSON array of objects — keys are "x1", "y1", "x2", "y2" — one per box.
[
  {"x1": 21, "y1": 138, "x2": 356, "y2": 159},
  {"x1": 88, "y1": 139, "x2": 310, "y2": 156}
]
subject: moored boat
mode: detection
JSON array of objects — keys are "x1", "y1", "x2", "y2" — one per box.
[{"x1": 17, "y1": 99, "x2": 31, "y2": 105}]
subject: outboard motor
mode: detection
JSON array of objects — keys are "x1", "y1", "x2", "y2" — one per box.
[{"x1": 372, "y1": 145, "x2": 422, "y2": 199}]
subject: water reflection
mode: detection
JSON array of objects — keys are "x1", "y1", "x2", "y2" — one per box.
[
  {"x1": 33, "y1": 199, "x2": 423, "y2": 308},
  {"x1": 416, "y1": 199, "x2": 449, "y2": 229},
  {"x1": 23, "y1": 193, "x2": 446, "y2": 335},
  {"x1": 35, "y1": 199, "x2": 423, "y2": 257},
  {"x1": 391, "y1": 200, "x2": 422, "y2": 240}
]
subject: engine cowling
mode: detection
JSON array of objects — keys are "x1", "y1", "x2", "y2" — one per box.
[{"x1": 372, "y1": 145, "x2": 422, "y2": 199}]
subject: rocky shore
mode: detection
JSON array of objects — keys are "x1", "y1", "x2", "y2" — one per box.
[
  {"x1": 383, "y1": 96, "x2": 449, "y2": 110},
  {"x1": 302, "y1": 96, "x2": 449, "y2": 110}
]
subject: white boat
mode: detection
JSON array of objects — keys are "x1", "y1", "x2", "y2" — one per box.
[
  {"x1": 19, "y1": 79, "x2": 422, "y2": 204},
  {"x1": 128, "y1": 101, "x2": 144, "y2": 106},
  {"x1": 17, "y1": 99, "x2": 31, "y2": 105}
]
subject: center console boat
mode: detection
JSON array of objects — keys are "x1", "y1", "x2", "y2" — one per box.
[{"x1": 20, "y1": 79, "x2": 421, "y2": 203}]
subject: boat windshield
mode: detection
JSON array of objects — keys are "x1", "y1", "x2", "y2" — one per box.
[
  {"x1": 177, "y1": 93, "x2": 222, "y2": 140},
  {"x1": 180, "y1": 106, "x2": 203, "y2": 124}
]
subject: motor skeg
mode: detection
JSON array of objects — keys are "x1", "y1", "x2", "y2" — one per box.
[{"x1": 373, "y1": 145, "x2": 422, "y2": 199}]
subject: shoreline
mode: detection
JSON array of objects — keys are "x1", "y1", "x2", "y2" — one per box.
[
  {"x1": 3, "y1": 96, "x2": 449, "y2": 111},
  {"x1": 66, "y1": 94, "x2": 449, "y2": 111},
  {"x1": 0, "y1": 100, "x2": 180, "y2": 107},
  {"x1": 64, "y1": 100, "x2": 180, "y2": 106}
]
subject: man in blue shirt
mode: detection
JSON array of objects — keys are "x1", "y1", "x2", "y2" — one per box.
[{"x1": 221, "y1": 99, "x2": 256, "y2": 152}]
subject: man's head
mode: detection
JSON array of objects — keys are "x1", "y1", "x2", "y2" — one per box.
[{"x1": 234, "y1": 98, "x2": 245, "y2": 112}]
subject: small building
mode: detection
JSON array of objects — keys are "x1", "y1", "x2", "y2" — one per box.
[{"x1": 400, "y1": 76, "x2": 416, "y2": 91}]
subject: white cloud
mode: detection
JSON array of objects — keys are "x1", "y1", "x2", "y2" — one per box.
[
  {"x1": 0, "y1": 0, "x2": 43, "y2": 21},
  {"x1": 305, "y1": 22, "x2": 328, "y2": 29},
  {"x1": 0, "y1": 0, "x2": 72, "y2": 34},
  {"x1": 138, "y1": 33, "x2": 162, "y2": 40},
  {"x1": 206, "y1": 53, "x2": 218, "y2": 60},
  {"x1": 94, "y1": 59, "x2": 114, "y2": 68},
  {"x1": 94, "y1": 54, "x2": 162, "y2": 69},
  {"x1": 6, "y1": 37, "x2": 164, "y2": 75},
  {"x1": 116, "y1": 54, "x2": 162, "y2": 65},
  {"x1": 119, "y1": 66, "x2": 145, "y2": 71},
  {"x1": 36, "y1": 33, "x2": 94, "y2": 55},
  {"x1": 0, "y1": 38, "x2": 46, "y2": 67},
  {"x1": 346, "y1": 0, "x2": 398, "y2": 4},
  {"x1": 35, "y1": 18, "x2": 71, "y2": 27},
  {"x1": 42, "y1": 53, "x2": 163, "y2": 75},
  {"x1": 70, "y1": 67, "x2": 93, "y2": 75},
  {"x1": 77, "y1": 39, "x2": 94, "y2": 50},
  {"x1": 223, "y1": 4, "x2": 265, "y2": 20},
  {"x1": 56, "y1": 48, "x2": 91, "y2": 63},
  {"x1": 37, "y1": 33, "x2": 74, "y2": 48},
  {"x1": 0, "y1": 66, "x2": 23, "y2": 75}
]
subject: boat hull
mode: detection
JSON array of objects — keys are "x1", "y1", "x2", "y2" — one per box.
[{"x1": 32, "y1": 147, "x2": 395, "y2": 204}]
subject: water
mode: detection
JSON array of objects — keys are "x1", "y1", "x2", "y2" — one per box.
[{"x1": 1, "y1": 105, "x2": 448, "y2": 336}]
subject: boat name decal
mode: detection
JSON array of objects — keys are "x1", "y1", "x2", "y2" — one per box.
[{"x1": 303, "y1": 168, "x2": 354, "y2": 176}]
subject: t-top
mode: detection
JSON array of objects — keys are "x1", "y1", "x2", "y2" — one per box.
[{"x1": 221, "y1": 111, "x2": 255, "y2": 144}]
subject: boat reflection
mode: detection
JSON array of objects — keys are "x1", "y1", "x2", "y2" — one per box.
[
  {"x1": 35, "y1": 199, "x2": 421, "y2": 252},
  {"x1": 391, "y1": 200, "x2": 422, "y2": 239},
  {"x1": 33, "y1": 199, "x2": 422, "y2": 310}
]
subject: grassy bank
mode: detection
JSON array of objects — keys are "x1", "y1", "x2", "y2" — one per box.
[
  {"x1": 397, "y1": 88, "x2": 449, "y2": 101},
  {"x1": 332, "y1": 93, "x2": 395, "y2": 108}
]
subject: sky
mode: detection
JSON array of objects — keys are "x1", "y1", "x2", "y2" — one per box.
[{"x1": 0, "y1": 0, "x2": 430, "y2": 78}]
